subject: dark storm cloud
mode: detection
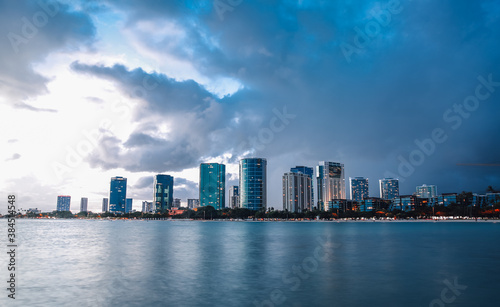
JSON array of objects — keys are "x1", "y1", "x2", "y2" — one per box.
[
  {"x1": 0, "y1": 1, "x2": 96, "y2": 106},
  {"x1": 173, "y1": 177, "x2": 199, "y2": 202},
  {"x1": 84, "y1": 0, "x2": 499, "y2": 198},
  {"x1": 72, "y1": 61, "x2": 284, "y2": 173},
  {"x1": 124, "y1": 133, "x2": 164, "y2": 148},
  {"x1": 86, "y1": 125, "x2": 215, "y2": 173},
  {"x1": 71, "y1": 62, "x2": 215, "y2": 114},
  {"x1": 133, "y1": 176, "x2": 153, "y2": 189},
  {"x1": 86, "y1": 134, "x2": 122, "y2": 170},
  {"x1": 175, "y1": 177, "x2": 197, "y2": 186}
]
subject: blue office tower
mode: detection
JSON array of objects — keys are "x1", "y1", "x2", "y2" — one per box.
[
  {"x1": 239, "y1": 158, "x2": 267, "y2": 211},
  {"x1": 379, "y1": 178, "x2": 399, "y2": 200},
  {"x1": 126, "y1": 198, "x2": 133, "y2": 213},
  {"x1": 350, "y1": 177, "x2": 369, "y2": 201},
  {"x1": 110, "y1": 176, "x2": 127, "y2": 213},
  {"x1": 154, "y1": 174, "x2": 174, "y2": 213},
  {"x1": 200, "y1": 163, "x2": 226, "y2": 209},
  {"x1": 57, "y1": 195, "x2": 71, "y2": 211}
]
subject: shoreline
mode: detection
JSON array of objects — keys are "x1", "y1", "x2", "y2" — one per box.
[{"x1": 12, "y1": 217, "x2": 500, "y2": 222}]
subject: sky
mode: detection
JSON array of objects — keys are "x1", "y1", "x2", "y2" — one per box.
[{"x1": 1, "y1": 0, "x2": 499, "y2": 214}]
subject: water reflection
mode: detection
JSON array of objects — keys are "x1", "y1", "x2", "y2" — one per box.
[{"x1": 8, "y1": 220, "x2": 500, "y2": 307}]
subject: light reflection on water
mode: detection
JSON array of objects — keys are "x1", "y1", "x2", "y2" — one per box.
[{"x1": 2, "y1": 220, "x2": 499, "y2": 306}]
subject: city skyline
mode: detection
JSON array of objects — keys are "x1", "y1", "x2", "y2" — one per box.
[
  {"x1": 1, "y1": 1, "x2": 499, "y2": 214},
  {"x1": 16, "y1": 156, "x2": 500, "y2": 213},
  {"x1": 10, "y1": 155, "x2": 498, "y2": 213},
  {"x1": 41, "y1": 163, "x2": 500, "y2": 213}
]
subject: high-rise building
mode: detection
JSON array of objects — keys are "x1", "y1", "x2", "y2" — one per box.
[
  {"x1": 80, "y1": 197, "x2": 88, "y2": 212},
  {"x1": 416, "y1": 184, "x2": 437, "y2": 198},
  {"x1": 110, "y1": 176, "x2": 127, "y2": 213},
  {"x1": 187, "y1": 199, "x2": 199, "y2": 209},
  {"x1": 350, "y1": 177, "x2": 369, "y2": 201},
  {"x1": 316, "y1": 161, "x2": 345, "y2": 211},
  {"x1": 154, "y1": 174, "x2": 174, "y2": 213},
  {"x1": 228, "y1": 186, "x2": 239, "y2": 209},
  {"x1": 283, "y1": 172, "x2": 312, "y2": 212},
  {"x1": 290, "y1": 166, "x2": 314, "y2": 206},
  {"x1": 437, "y1": 193, "x2": 458, "y2": 207},
  {"x1": 200, "y1": 163, "x2": 226, "y2": 209},
  {"x1": 142, "y1": 201, "x2": 153, "y2": 213},
  {"x1": 379, "y1": 178, "x2": 399, "y2": 200},
  {"x1": 102, "y1": 198, "x2": 108, "y2": 212},
  {"x1": 239, "y1": 158, "x2": 267, "y2": 211},
  {"x1": 173, "y1": 198, "x2": 181, "y2": 208},
  {"x1": 126, "y1": 198, "x2": 133, "y2": 213},
  {"x1": 57, "y1": 195, "x2": 71, "y2": 211}
]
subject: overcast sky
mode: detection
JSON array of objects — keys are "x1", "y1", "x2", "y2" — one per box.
[{"x1": 1, "y1": 0, "x2": 499, "y2": 214}]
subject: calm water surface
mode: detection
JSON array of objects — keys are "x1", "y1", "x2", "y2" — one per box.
[{"x1": 1, "y1": 220, "x2": 499, "y2": 306}]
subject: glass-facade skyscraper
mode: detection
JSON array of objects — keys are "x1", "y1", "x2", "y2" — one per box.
[
  {"x1": 200, "y1": 163, "x2": 225, "y2": 209},
  {"x1": 126, "y1": 198, "x2": 133, "y2": 213},
  {"x1": 239, "y1": 158, "x2": 267, "y2": 211},
  {"x1": 187, "y1": 199, "x2": 199, "y2": 209},
  {"x1": 57, "y1": 195, "x2": 71, "y2": 211},
  {"x1": 102, "y1": 198, "x2": 108, "y2": 212},
  {"x1": 316, "y1": 161, "x2": 345, "y2": 211},
  {"x1": 283, "y1": 172, "x2": 312, "y2": 213},
  {"x1": 350, "y1": 177, "x2": 369, "y2": 201},
  {"x1": 416, "y1": 184, "x2": 437, "y2": 198},
  {"x1": 228, "y1": 185, "x2": 239, "y2": 209},
  {"x1": 290, "y1": 166, "x2": 314, "y2": 207},
  {"x1": 110, "y1": 176, "x2": 127, "y2": 213},
  {"x1": 142, "y1": 201, "x2": 153, "y2": 213},
  {"x1": 80, "y1": 197, "x2": 88, "y2": 212},
  {"x1": 379, "y1": 178, "x2": 399, "y2": 200},
  {"x1": 154, "y1": 174, "x2": 174, "y2": 213}
]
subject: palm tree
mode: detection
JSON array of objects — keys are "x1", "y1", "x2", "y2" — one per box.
[{"x1": 487, "y1": 186, "x2": 498, "y2": 193}]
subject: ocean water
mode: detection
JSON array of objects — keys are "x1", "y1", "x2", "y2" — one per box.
[{"x1": 1, "y1": 220, "x2": 499, "y2": 306}]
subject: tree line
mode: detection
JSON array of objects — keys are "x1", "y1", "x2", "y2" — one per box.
[{"x1": 14, "y1": 202, "x2": 500, "y2": 220}]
